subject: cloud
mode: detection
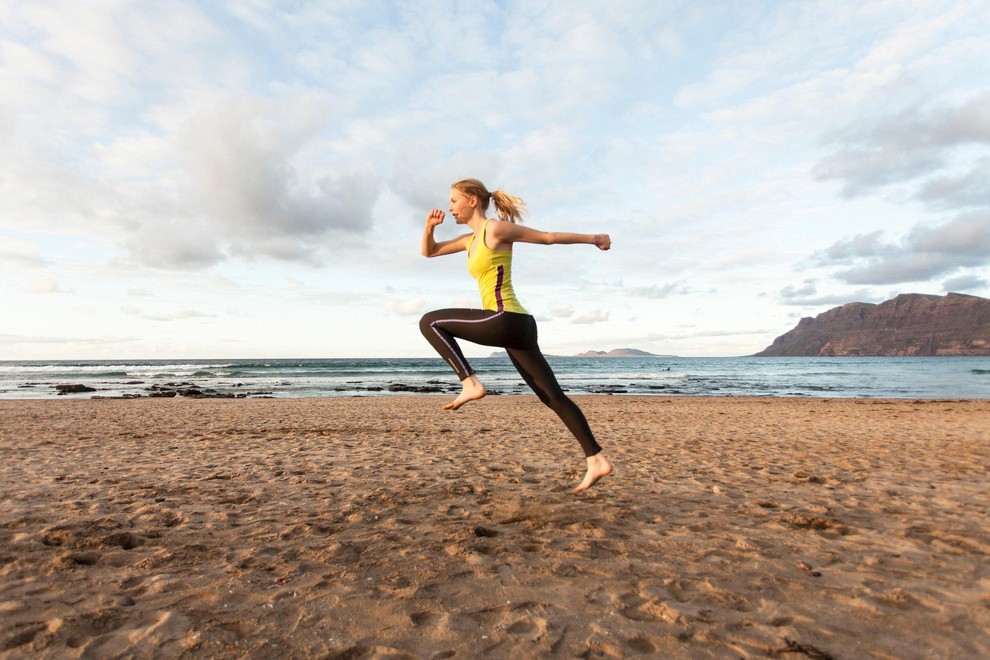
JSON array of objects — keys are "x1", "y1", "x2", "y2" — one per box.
[
  {"x1": 386, "y1": 299, "x2": 424, "y2": 316},
  {"x1": 2, "y1": 5, "x2": 384, "y2": 271},
  {"x1": 908, "y1": 212, "x2": 990, "y2": 256},
  {"x1": 29, "y1": 276, "x2": 61, "y2": 294},
  {"x1": 573, "y1": 309, "x2": 609, "y2": 325},
  {"x1": 1, "y1": 248, "x2": 48, "y2": 268},
  {"x1": 817, "y1": 212, "x2": 990, "y2": 285},
  {"x1": 174, "y1": 96, "x2": 380, "y2": 263},
  {"x1": 121, "y1": 306, "x2": 216, "y2": 321},
  {"x1": 820, "y1": 230, "x2": 890, "y2": 261},
  {"x1": 779, "y1": 280, "x2": 881, "y2": 306},
  {"x1": 779, "y1": 280, "x2": 817, "y2": 300},
  {"x1": 124, "y1": 218, "x2": 226, "y2": 270},
  {"x1": 814, "y1": 92, "x2": 990, "y2": 198},
  {"x1": 914, "y1": 156, "x2": 990, "y2": 210},
  {"x1": 0, "y1": 333, "x2": 127, "y2": 346},
  {"x1": 8, "y1": 92, "x2": 383, "y2": 271},
  {"x1": 814, "y1": 145, "x2": 944, "y2": 197},
  {"x1": 943, "y1": 274, "x2": 987, "y2": 292},
  {"x1": 633, "y1": 281, "x2": 690, "y2": 299}
]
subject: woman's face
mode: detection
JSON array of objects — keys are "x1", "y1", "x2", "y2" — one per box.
[{"x1": 448, "y1": 188, "x2": 476, "y2": 224}]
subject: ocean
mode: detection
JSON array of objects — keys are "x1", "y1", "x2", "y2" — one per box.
[{"x1": 1, "y1": 356, "x2": 989, "y2": 400}]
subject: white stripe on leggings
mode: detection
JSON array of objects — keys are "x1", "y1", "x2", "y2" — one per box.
[{"x1": 429, "y1": 311, "x2": 504, "y2": 377}]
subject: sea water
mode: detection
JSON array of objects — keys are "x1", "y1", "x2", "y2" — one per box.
[{"x1": 1, "y1": 356, "x2": 988, "y2": 400}]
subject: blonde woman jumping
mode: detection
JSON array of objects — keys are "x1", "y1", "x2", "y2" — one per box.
[{"x1": 420, "y1": 178, "x2": 613, "y2": 493}]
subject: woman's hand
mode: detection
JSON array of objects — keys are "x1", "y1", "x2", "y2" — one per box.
[
  {"x1": 426, "y1": 209, "x2": 445, "y2": 227},
  {"x1": 422, "y1": 209, "x2": 471, "y2": 257},
  {"x1": 594, "y1": 233, "x2": 611, "y2": 251}
]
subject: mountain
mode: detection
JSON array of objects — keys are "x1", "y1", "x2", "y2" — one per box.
[
  {"x1": 572, "y1": 348, "x2": 666, "y2": 358},
  {"x1": 754, "y1": 292, "x2": 990, "y2": 357}
]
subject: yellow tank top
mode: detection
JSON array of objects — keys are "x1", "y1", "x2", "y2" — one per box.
[{"x1": 466, "y1": 220, "x2": 528, "y2": 314}]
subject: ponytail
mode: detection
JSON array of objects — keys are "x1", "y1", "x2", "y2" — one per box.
[
  {"x1": 452, "y1": 178, "x2": 527, "y2": 224},
  {"x1": 490, "y1": 189, "x2": 526, "y2": 224}
]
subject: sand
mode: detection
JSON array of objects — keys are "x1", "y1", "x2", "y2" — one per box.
[{"x1": 0, "y1": 395, "x2": 988, "y2": 658}]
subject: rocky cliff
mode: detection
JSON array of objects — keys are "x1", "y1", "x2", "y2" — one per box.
[{"x1": 754, "y1": 292, "x2": 990, "y2": 357}]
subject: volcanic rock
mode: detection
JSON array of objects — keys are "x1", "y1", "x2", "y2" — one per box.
[
  {"x1": 387, "y1": 383, "x2": 445, "y2": 393},
  {"x1": 55, "y1": 384, "x2": 97, "y2": 394},
  {"x1": 755, "y1": 292, "x2": 990, "y2": 357}
]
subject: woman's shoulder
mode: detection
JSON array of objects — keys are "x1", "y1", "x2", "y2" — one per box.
[
  {"x1": 485, "y1": 219, "x2": 518, "y2": 245},
  {"x1": 486, "y1": 218, "x2": 514, "y2": 236}
]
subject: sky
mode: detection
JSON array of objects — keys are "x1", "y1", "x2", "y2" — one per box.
[{"x1": 2, "y1": 0, "x2": 989, "y2": 360}]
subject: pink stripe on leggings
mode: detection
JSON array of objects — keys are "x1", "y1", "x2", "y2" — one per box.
[{"x1": 429, "y1": 311, "x2": 504, "y2": 377}]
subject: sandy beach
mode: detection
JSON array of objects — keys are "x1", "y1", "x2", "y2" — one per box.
[{"x1": 1, "y1": 396, "x2": 988, "y2": 658}]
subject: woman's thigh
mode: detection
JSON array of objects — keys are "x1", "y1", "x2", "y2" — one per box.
[{"x1": 425, "y1": 310, "x2": 536, "y2": 349}]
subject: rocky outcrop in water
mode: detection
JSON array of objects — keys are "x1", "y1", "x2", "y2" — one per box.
[
  {"x1": 55, "y1": 384, "x2": 97, "y2": 394},
  {"x1": 755, "y1": 292, "x2": 990, "y2": 357}
]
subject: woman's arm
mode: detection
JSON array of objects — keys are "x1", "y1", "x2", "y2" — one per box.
[
  {"x1": 421, "y1": 209, "x2": 471, "y2": 257},
  {"x1": 490, "y1": 221, "x2": 611, "y2": 251}
]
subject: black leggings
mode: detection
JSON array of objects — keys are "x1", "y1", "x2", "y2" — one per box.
[{"x1": 419, "y1": 309, "x2": 602, "y2": 457}]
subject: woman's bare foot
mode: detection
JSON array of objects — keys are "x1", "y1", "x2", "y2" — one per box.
[
  {"x1": 443, "y1": 375, "x2": 486, "y2": 410},
  {"x1": 574, "y1": 452, "x2": 613, "y2": 493}
]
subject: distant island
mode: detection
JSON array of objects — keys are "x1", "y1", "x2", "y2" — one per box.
[
  {"x1": 572, "y1": 348, "x2": 672, "y2": 358},
  {"x1": 754, "y1": 292, "x2": 990, "y2": 357},
  {"x1": 490, "y1": 348, "x2": 675, "y2": 358}
]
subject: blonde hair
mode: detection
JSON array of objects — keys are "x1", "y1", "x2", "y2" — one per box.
[{"x1": 452, "y1": 178, "x2": 526, "y2": 224}]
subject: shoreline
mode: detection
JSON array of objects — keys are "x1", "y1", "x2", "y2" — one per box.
[
  {"x1": 2, "y1": 396, "x2": 988, "y2": 657},
  {"x1": 4, "y1": 356, "x2": 990, "y2": 401}
]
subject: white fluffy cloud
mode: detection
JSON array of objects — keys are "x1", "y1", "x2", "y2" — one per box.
[
  {"x1": 816, "y1": 212, "x2": 990, "y2": 285},
  {"x1": 387, "y1": 299, "x2": 425, "y2": 317},
  {"x1": 814, "y1": 92, "x2": 990, "y2": 198},
  {"x1": 29, "y1": 276, "x2": 61, "y2": 294}
]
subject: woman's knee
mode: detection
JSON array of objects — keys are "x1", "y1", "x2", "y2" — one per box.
[
  {"x1": 419, "y1": 310, "x2": 441, "y2": 336},
  {"x1": 546, "y1": 390, "x2": 573, "y2": 412},
  {"x1": 529, "y1": 382, "x2": 569, "y2": 410}
]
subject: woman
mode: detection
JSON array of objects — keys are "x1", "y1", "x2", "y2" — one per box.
[{"x1": 419, "y1": 178, "x2": 613, "y2": 493}]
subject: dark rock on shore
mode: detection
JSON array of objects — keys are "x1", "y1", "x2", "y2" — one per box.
[
  {"x1": 387, "y1": 383, "x2": 446, "y2": 393},
  {"x1": 588, "y1": 384, "x2": 629, "y2": 394},
  {"x1": 56, "y1": 384, "x2": 97, "y2": 394},
  {"x1": 755, "y1": 292, "x2": 990, "y2": 357},
  {"x1": 147, "y1": 383, "x2": 236, "y2": 398},
  {"x1": 145, "y1": 382, "x2": 273, "y2": 398}
]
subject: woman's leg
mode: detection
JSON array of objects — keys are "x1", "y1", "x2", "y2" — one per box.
[
  {"x1": 419, "y1": 309, "x2": 524, "y2": 409},
  {"x1": 505, "y1": 347, "x2": 602, "y2": 456},
  {"x1": 506, "y1": 347, "x2": 612, "y2": 492},
  {"x1": 419, "y1": 309, "x2": 491, "y2": 381}
]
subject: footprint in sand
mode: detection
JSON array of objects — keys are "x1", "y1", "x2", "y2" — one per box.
[
  {"x1": 625, "y1": 635, "x2": 658, "y2": 654},
  {"x1": 410, "y1": 611, "x2": 440, "y2": 627},
  {"x1": 57, "y1": 551, "x2": 101, "y2": 567},
  {"x1": 507, "y1": 616, "x2": 548, "y2": 641},
  {"x1": 98, "y1": 531, "x2": 144, "y2": 550},
  {"x1": 2, "y1": 622, "x2": 49, "y2": 652}
]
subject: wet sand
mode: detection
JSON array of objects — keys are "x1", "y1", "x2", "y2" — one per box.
[{"x1": 1, "y1": 396, "x2": 988, "y2": 658}]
